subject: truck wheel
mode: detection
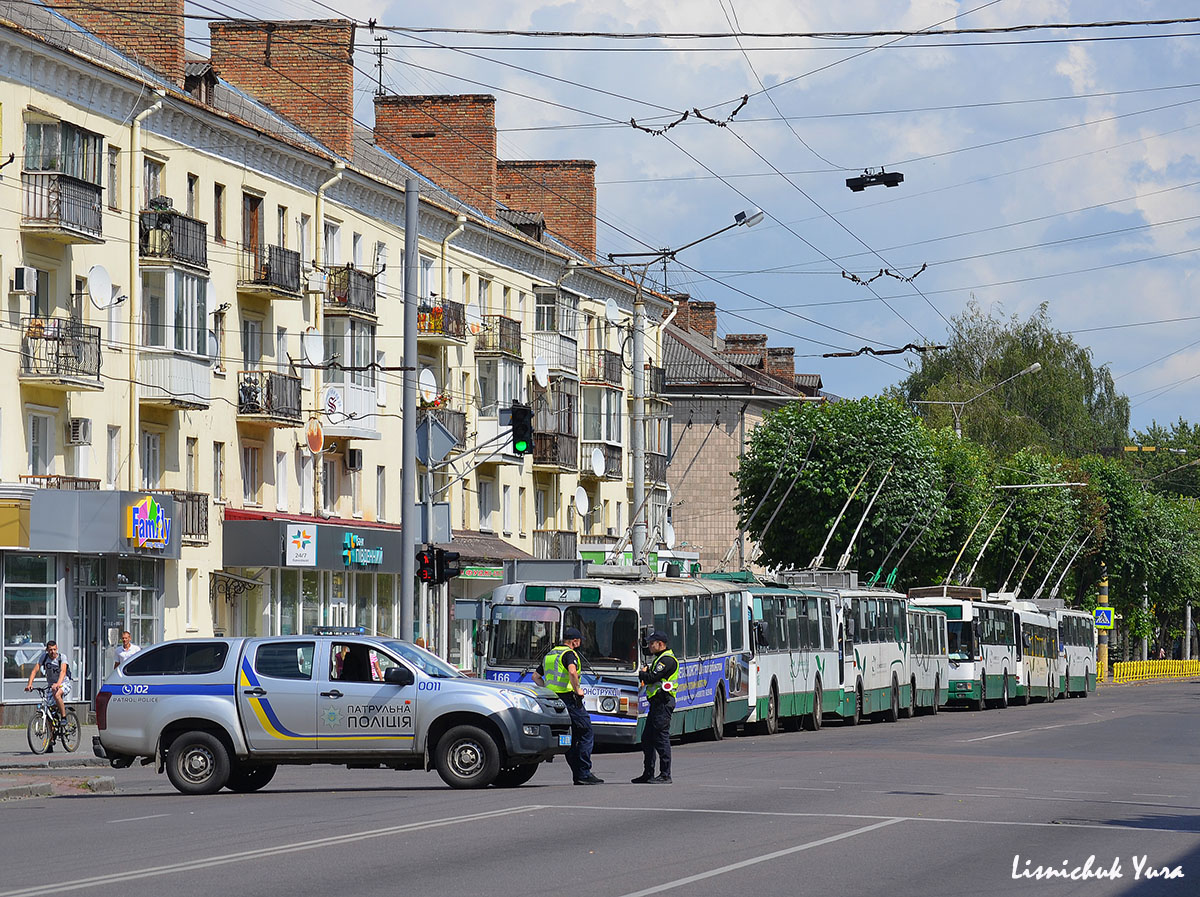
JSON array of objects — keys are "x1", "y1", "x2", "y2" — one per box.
[
  {"x1": 226, "y1": 763, "x2": 277, "y2": 793},
  {"x1": 492, "y1": 763, "x2": 540, "y2": 788},
  {"x1": 165, "y1": 731, "x2": 231, "y2": 795},
  {"x1": 435, "y1": 725, "x2": 501, "y2": 789}
]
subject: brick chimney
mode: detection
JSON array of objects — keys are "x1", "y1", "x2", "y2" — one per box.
[
  {"x1": 209, "y1": 20, "x2": 356, "y2": 159},
  {"x1": 666, "y1": 294, "x2": 691, "y2": 331},
  {"x1": 724, "y1": 334, "x2": 768, "y2": 355},
  {"x1": 45, "y1": 0, "x2": 185, "y2": 85},
  {"x1": 691, "y1": 301, "x2": 717, "y2": 342},
  {"x1": 766, "y1": 346, "x2": 796, "y2": 386},
  {"x1": 374, "y1": 95, "x2": 497, "y2": 211},
  {"x1": 497, "y1": 160, "x2": 596, "y2": 260}
]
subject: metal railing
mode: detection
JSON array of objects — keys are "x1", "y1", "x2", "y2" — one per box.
[
  {"x1": 476, "y1": 315, "x2": 522, "y2": 356},
  {"x1": 417, "y1": 300, "x2": 467, "y2": 340},
  {"x1": 646, "y1": 451, "x2": 668, "y2": 483},
  {"x1": 19, "y1": 475, "x2": 101, "y2": 490},
  {"x1": 20, "y1": 317, "x2": 102, "y2": 384},
  {"x1": 21, "y1": 172, "x2": 103, "y2": 239},
  {"x1": 238, "y1": 243, "x2": 301, "y2": 294},
  {"x1": 237, "y1": 370, "x2": 303, "y2": 423},
  {"x1": 582, "y1": 441, "x2": 622, "y2": 478},
  {"x1": 326, "y1": 265, "x2": 376, "y2": 316},
  {"x1": 151, "y1": 489, "x2": 209, "y2": 544},
  {"x1": 139, "y1": 210, "x2": 208, "y2": 268},
  {"x1": 417, "y1": 406, "x2": 467, "y2": 448},
  {"x1": 533, "y1": 530, "x2": 578, "y2": 560},
  {"x1": 533, "y1": 432, "x2": 578, "y2": 470},
  {"x1": 1107, "y1": 659, "x2": 1200, "y2": 685},
  {"x1": 647, "y1": 365, "x2": 666, "y2": 396},
  {"x1": 581, "y1": 349, "x2": 622, "y2": 387}
]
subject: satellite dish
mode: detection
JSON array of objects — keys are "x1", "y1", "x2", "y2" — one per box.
[
  {"x1": 207, "y1": 330, "x2": 219, "y2": 359},
  {"x1": 305, "y1": 417, "x2": 325, "y2": 455},
  {"x1": 574, "y1": 487, "x2": 589, "y2": 517},
  {"x1": 605, "y1": 298, "x2": 621, "y2": 327},
  {"x1": 665, "y1": 523, "x2": 676, "y2": 550},
  {"x1": 533, "y1": 356, "x2": 550, "y2": 388},
  {"x1": 590, "y1": 446, "x2": 605, "y2": 477},
  {"x1": 418, "y1": 368, "x2": 439, "y2": 403},
  {"x1": 302, "y1": 327, "x2": 324, "y2": 365},
  {"x1": 322, "y1": 385, "x2": 344, "y2": 418},
  {"x1": 466, "y1": 305, "x2": 483, "y2": 335},
  {"x1": 86, "y1": 265, "x2": 114, "y2": 310}
]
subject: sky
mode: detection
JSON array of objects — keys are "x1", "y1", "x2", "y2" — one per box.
[{"x1": 189, "y1": 1, "x2": 1200, "y2": 433}]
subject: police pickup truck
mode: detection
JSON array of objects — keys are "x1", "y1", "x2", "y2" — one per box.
[{"x1": 93, "y1": 632, "x2": 570, "y2": 794}]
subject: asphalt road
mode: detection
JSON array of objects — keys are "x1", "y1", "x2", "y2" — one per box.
[{"x1": 2, "y1": 680, "x2": 1197, "y2": 897}]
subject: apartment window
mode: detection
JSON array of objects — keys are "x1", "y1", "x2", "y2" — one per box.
[
  {"x1": 418, "y1": 254, "x2": 434, "y2": 300},
  {"x1": 30, "y1": 267, "x2": 52, "y2": 319},
  {"x1": 374, "y1": 241, "x2": 388, "y2": 300},
  {"x1": 477, "y1": 278, "x2": 491, "y2": 317},
  {"x1": 322, "y1": 459, "x2": 338, "y2": 513},
  {"x1": 519, "y1": 486, "x2": 527, "y2": 536},
  {"x1": 212, "y1": 307, "x2": 226, "y2": 372},
  {"x1": 106, "y1": 279, "x2": 122, "y2": 349},
  {"x1": 241, "y1": 443, "x2": 262, "y2": 505},
  {"x1": 25, "y1": 117, "x2": 102, "y2": 186},
  {"x1": 143, "y1": 269, "x2": 207, "y2": 354},
  {"x1": 479, "y1": 479, "x2": 496, "y2": 532},
  {"x1": 213, "y1": 184, "x2": 226, "y2": 242},
  {"x1": 352, "y1": 232, "x2": 363, "y2": 268},
  {"x1": 28, "y1": 411, "x2": 53, "y2": 476},
  {"x1": 141, "y1": 431, "x2": 161, "y2": 490},
  {"x1": 461, "y1": 271, "x2": 470, "y2": 306},
  {"x1": 107, "y1": 146, "x2": 120, "y2": 210},
  {"x1": 503, "y1": 286, "x2": 513, "y2": 318},
  {"x1": 242, "y1": 316, "x2": 263, "y2": 368},
  {"x1": 323, "y1": 220, "x2": 341, "y2": 267},
  {"x1": 376, "y1": 466, "x2": 386, "y2": 522},
  {"x1": 477, "y1": 358, "x2": 522, "y2": 417},
  {"x1": 275, "y1": 451, "x2": 288, "y2": 511},
  {"x1": 277, "y1": 327, "x2": 289, "y2": 375},
  {"x1": 185, "y1": 437, "x2": 197, "y2": 491},
  {"x1": 186, "y1": 173, "x2": 198, "y2": 217},
  {"x1": 323, "y1": 317, "x2": 375, "y2": 389},
  {"x1": 143, "y1": 157, "x2": 164, "y2": 207},
  {"x1": 142, "y1": 271, "x2": 167, "y2": 347},
  {"x1": 582, "y1": 387, "x2": 622, "y2": 443},
  {"x1": 185, "y1": 569, "x2": 197, "y2": 628},
  {"x1": 213, "y1": 442, "x2": 225, "y2": 500},
  {"x1": 300, "y1": 451, "x2": 314, "y2": 514},
  {"x1": 299, "y1": 213, "x2": 311, "y2": 265},
  {"x1": 351, "y1": 469, "x2": 362, "y2": 517},
  {"x1": 535, "y1": 288, "x2": 578, "y2": 333},
  {"x1": 502, "y1": 484, "x2": 512, "y2": 535},
  {"x1": 106, "y1": 426, "x2": 120, "y2": 488},
  {"x1": 243, "y1": 192, "x2": 264, "y2": 251},
  {"x1": 535, "y1": 489, "x2": 547, "y2": 528},
  {"x1": 277, "y1": 205, "x2": 288, "y2": 247},
  {"x1": 376, "y1": 351, "x2": 387, "y2": 405}
]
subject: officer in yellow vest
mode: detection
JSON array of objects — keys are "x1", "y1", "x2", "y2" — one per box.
[
  {"x1": 633, "y1": 630, "x2": 678, "y2": 784},
  {"x1": 534, "y1": 627, "x2": 603, "y2": 785}
]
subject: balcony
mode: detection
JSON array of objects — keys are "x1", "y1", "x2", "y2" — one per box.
[
  {"x1": 417, "y1": 300, "x2": 467, "y2": 345},
  {"x1": 325, "y1": 265, "x2": 376, "y2": 317},
  {"x1": 139, "y1": 210, "x2": 208, "y2": 269},
  {"x1": 533, "y1": 529, "x2": 578, "y2": 561},
  {"x1": 138, "y1": 350, "x2": 212, "y2": 409},
  {"x1": 19, "y1": 475, "x2": 100, "y2": 490},
  {"x1": 581, "y1": 349, "x2": 622, "y2": 388},
  {"x1": 533, "y1": 330, "x2": 578, "y2": 374},
  {"x1": 646, "y1": 451, "x2": 668, "y2": 484},
  {"x1": 417, "y1": 406, "x2": 467, "y2": 450},
  {"x1": 151, "y1": 489, "x2": 209, "y2": 545},
  {"x1": 581, "y1": 441, "x2": 622, "y2": 479},
  {"x1": 647, "y1": 364, "x2": 666, "y2": 396},
  {"x1": 238, "y1": 244, "x2": 301, "y2": 298},
  {"x1": 237, "y1": 370, "x2": 302, "y2": 426},
  {"x1": 321, "y1": 381, "x2": 381, "y2": 440},
  {"x1": 533, "y1": 432, "x2": 578, "y2": 471},
  {"x1": 19, "y1": 317, "x2": 102, "y2": 391},
  {"x1": 20, "y1": 172, "x2": 103, "y2": 243},
  {"x1": 476, "y1": 315, "x2": 521, "y2": 357}
]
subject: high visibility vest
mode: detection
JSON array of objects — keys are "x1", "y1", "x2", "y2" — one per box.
[
  {"x1": 645, "y1": 649, "x2": 679, "y2": 699},
  {"x1": 542, "y1": 645, "x2": 574, "y2": 694}
]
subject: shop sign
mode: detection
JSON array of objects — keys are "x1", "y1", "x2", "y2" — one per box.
[
  {"x1": 126, "y1": 495, "x2": 172, "y2": 550},
  {"x1": 286, "y1": 525, "x2": 317, "y2": 567},
  {"x1": 461, "y1": 566, "x2": 503, "y2": 580},
  {"x1": 342, "y1": 533, "x2": 383, "y2": 567}
]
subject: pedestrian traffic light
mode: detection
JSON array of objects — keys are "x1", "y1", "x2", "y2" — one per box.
[
  {"x1": 439, "y1": 549, "x2": 462, "y2": 583},
  {"x1": 416, "y1": 547, "x2": 437, "y2": 583},
  {"x1": 510, "y1": 403, "x2": 534, "y2": 455}
]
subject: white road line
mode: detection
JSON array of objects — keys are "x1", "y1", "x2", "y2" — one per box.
[
  {"x1": 0, "y1": 805, "x2": 540, "y2": 897},
  {"x1": 962, "y1": 722, "x2": 1069, "y2": 742},
  {"x1": 781, "y1": 786, "x2": 837, "y2": 792},
  {"x1": 866, "y1": 789, "x2": 1186, "y2": 810},
  {"x1": 615, "y1": 819, "x2": 905, "y2": 897},
  {"x1": 1053, "y1": 790, "x2": 1106, "y2": 795},
  {"x1": 1134, "y1": 793, "x2": 1175, "y2": 798},
  {"x1": 106, "y1": 814, "x2": 169, "y2": 824},
  {"x1": 977, "y1": 786, "x2": 1027, "y2": 791}
]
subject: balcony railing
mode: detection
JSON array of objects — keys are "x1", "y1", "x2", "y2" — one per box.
[
  {"x1": 238, "y1": 243, "x2": 301, "y2": 295},
  {"x1": 476, "y1": 315, "x2": 522, "y2": 356},
  {"x1": 325, "y1": 265, "x2": 376, "y2": 316},
  {"x1": 582, "y1": 441, "x2": 622, "y2": 479},
  {"x1": 581, "y1": 349, "x2": 622, "y2": 387},
  {"x1": 152, "y1": 489, "x2": 209, "y2": 544},
  {"x1": 533, "y1": 530, "x2": 578, "y2": 561},
  {"x1": 646, "y1": 451, "x2": 668, "y2": 484},
  {"x1": 20, "y1": 317, "x2": 102, "y2": 388},
  {"x1": 138, "y1": 350, "x2": 212, "y2": 409},
  {"x1": 21, "y1": 172, "x2": 103, "y2": 242},
  {"x1": 533, "y1": 330, "x2": 578, "y2": 373},
  {"x1": 19, "y1": 475, "x2": 100, "y2": 490},
  {"x1": 533, "y1": 432, "x2": 578, "y2": 471},
  {"x1": 417, "y1": 300, "x2": 467, "y2": 342},
  {"x1": 237, "y1": 370, "x2": 303, "y2": 425},
  {"x1": 139, "y1": 209, "x2": 208, "y2": 268},
  {"x1": 417, "y1": 406, "x2": 467, "y2": 449},
  {"x1": 647, "y1": 364, "x2": 666, "y2": 396}
]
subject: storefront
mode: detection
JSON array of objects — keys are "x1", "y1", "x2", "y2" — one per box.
[{"x1": 438, "y1": 530, "x2": 531, "y2": 672}]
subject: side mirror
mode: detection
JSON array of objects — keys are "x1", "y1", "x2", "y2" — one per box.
[
  {"x1": 754, "y1": 620, "x2": 769, "y2": 650},
  {"x1": 384, "y1": 666, "x2": 414, "y2": 687}
]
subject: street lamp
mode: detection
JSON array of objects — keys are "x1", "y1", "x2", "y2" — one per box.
[
  {"x1": 606, "y1": 208, "x2": 764, "y2": 564},
  {"x1": 914, "y1": 361, "x2": 1041, "y2": 438}
]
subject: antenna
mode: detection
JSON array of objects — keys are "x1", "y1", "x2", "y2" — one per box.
[
  {"x1": 944, "y1": 499, "x2": 997, "y2": 585},
  {"x1": 836, "y1": 464, "x2": 893, "y2": 572},
  {"x1": 963, "y1": 499, "x2": 1016, "y2": 587},
  {"x1": 373, "y1": 35, "x2": 388, "y2": 97},
  {"x1": 809, "y1": 463, "x2": 873, "y2": 570}
]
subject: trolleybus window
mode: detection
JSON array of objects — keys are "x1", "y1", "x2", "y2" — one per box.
[
  {"x1": 685, "y1": 597, "x2": 700, "y2": 659},
  {"x1": 713, "y1": 597, "x2": 728, "y2": 653},
  {"x1": 730, "y1": 593, "x2": 744, "y2": 651},
  {"x1": 669, "y1": 597, "x2": 684, "y2": 655},
  {"x1": 699, "y1": 596, "x2": 713, "y2": 656},
  {"x1": 563, "y1": 606, "x2": 640, "y2": 668},
  {"x1": 651, "y1": 598, "x2": 668, "y2": 638},
  {"x1": 489, "y1": 605, "x2": 559, "y2": 666}
]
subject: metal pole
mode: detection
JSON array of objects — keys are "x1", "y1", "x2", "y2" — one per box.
[
  {"x1": 631, "y1": 278, "x2": 647, "y2": 564},
  {"x1": 1097, "y1": 563, "x2": 1109, "y2": 679},
  {"x1": 1141, "y1": 581, "x2": 1149, "y2": 661},
  {"x1": 737, "y1": 404, "x2": 746, "y2": 568},
  {"x1": 400, "y1": 179, "x2": 418, "y2": 641},
  {"x1": 425, "y1": 414, "x2": 434, "y2": 653},
  {"x1": 1185, "y1": 602, "x2": 1192, "y2": 661}
]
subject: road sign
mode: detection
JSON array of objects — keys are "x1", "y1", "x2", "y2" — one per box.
[{"x1": 1094, "y1": 607, "x2": 1114, "y2": 629}]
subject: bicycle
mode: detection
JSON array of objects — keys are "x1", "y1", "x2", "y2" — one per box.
[{"x1": 27, "y1": 687, "x2": 81, "y2": 754}]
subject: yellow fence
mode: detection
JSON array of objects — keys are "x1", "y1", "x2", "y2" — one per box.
[{"x1": 1105, "y1": 659, "x2": 1200, "y2": 684}]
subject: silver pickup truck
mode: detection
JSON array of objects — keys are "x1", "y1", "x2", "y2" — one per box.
[{"x1": 93, "y1": 633, "x2": 570, "y2": 794}]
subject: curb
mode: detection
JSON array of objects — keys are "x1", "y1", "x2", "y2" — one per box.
[
  {"x1": 0, "y1": 757, "x2": 108, "y2": 770},
  {"x1": 82, "y1": 775, "x2": 117, "y2": 793},
  {"x1": 0, "y1": 782, "x2": 53, "y2": 800}
]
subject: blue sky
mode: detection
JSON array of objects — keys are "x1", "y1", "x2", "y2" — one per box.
[{"x1": 215, "y1": 1, "x2": 1200, "y2": 432}]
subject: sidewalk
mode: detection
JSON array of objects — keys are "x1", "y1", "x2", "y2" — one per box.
[{"x1": 0, "y1": 724, "x2": 116, "y2": 800}]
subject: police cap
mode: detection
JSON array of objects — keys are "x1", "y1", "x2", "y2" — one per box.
[
  {"x1": 563, "y1": 627, "x2": 583, "y2": 641},
  {"x1": 647, "y1": 630, "x2": 670, "y2": 645}
]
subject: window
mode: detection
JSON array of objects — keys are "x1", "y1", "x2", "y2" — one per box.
[
  {"x1": 477, "y1": 358, "x2": 522, "y2": 416},
  {"x1": 502, "y1": 484, "x2": 512, "y2": 535},
  {"x1": 185, "y1": 568, "x2": 197, "y2": 628},
  {"x1": 212, "y1": 307, "x2": 226, "y2": 372},
  {"x1": 730, "y1": 593, "x2": 744, "y2": 651},
  {"x1": 213, "y1": 183, "x2": 226, "y2": 242},
  {"x1": 374, "y1": 241, "x2": 387, "y2": 300},
  {"x1": 143, "y1": 270, "x2": 208, "y2": 354},
  {"x1": 502, "y1": 286, "x2": 512, "y2": 318},
  {"x1": 142, "y1": 270, "x2": 167, "y2": 347},
  {"x1": 2, "y1": 555, "x2": 58, "y2": 680},
  {"x1": 106, "y1": 278, "x2": 122, "y2": 349},
  {"x1": 253, "y1": 642, "x2": 314, "y2": 680},
  {"x1": 107, "y1": 146, "x2": 120, "y2": 210},
  {"x1": 322, "y1": 318, "x2": 376, "y2": 389},
  {"x1": 242, "y1": 316, "x2": 263, "y2": 368},
  {"x1": 299, "y1": 213, "x2": 311, "y2": 265},
  {"x1": 376, "y1": 466, "x2": 386, "y2": 521},
  {"x1": 241, "y1": 443, "x2": 262, "y2": 504},
  {"x1": 186, "y1": 173, "x2": 198, "y2": 217},
  {"x1": 107, "y1": 426, "x2": 120, "y2": 488},
  {"x1": 125, "y1": 641, "x2": 229, "y2": 676},
  {"x1": 24, "y1": 118, "x2": 103, "y2": 183},
  {"x1": 479, "y1": 479, "x2": 496, "y2": 532},
  {"x1": 477, "y1": 277, "x2": 491, "y2": 316},
  {"x1": 141, "y1": 431, "x2": 160, "y2": 489},
  {"x1": 300, "y1": 451, "x2": 314, "y2": 514},
  {"x1": 185, "y1": 437, "x2": 197, "y2": 491},
  {"x1": 351, "y1": 469, "x2": 361, "y2": 517},
  {"x1": 376, "y1": 351, "x2": 387, "y2": 405},
  {"x1": 323, "y1": 458, "x2": 338, "y2": 512},
  {"x1": 27, "y1": 412, "x2": 53, "y2": 476},
  {"x1": 213, "y1": 442, "x2": 225, "y2": 500},
  {"x1": 242, "y1": 191, "x2": 264, "y2": 251},
  {"x1": 582, "y1": 387, "x2": 622, "y2": 442},
  {"x1": 275, "y1": 451, "x2": 288, "y2": 511},
  {"x1": 418, "y1": 254, "x2": 434, "y2": 299},
  {"x1": 143, "y1": 157, "x2": 164, "y2": 207},
  {"x1": 323, "y1": 220, "x2": 341, "y2": 267},
  {"x1": 277, "y1": 205, "x2": 288, "y2": 247},
  {"x1": 352, "y1": 232, "x2": 363, "y2": 267},
  {"x1": 519, "y1": 486, "x2": 527, "y2": 535},
  {"x1": 535, "y1": 287, "x2": 578, "y2": 333}
]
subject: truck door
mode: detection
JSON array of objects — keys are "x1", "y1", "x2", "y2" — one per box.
[
  {"x1": 238, "y1": 640, "x2": 318, "y2": 751},
  {"x1": 318, "y1": 640, "x2": 417, "y2": 754}
]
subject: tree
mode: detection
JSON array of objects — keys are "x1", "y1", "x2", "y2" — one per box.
[{"x1": 1128, "y1": 418, "x2": 1200, "y2": 499}]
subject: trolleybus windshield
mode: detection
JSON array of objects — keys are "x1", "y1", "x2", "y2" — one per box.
[
  {"x1": 490, "y1": 606, "x2": 560, "y2": 666},
  {"x1": 946, "y1": 621, "x2": 977, "y2": 661},
  {"x1": 563, "y1": 606, "x2": 640, "y2": 669}
]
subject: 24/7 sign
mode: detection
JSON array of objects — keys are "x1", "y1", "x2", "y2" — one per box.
[{"x1": 1094, "y1": 607, "x2": 1114, "y2": 629}]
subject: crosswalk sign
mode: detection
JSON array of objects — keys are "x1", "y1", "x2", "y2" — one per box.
[{"x1": 1094, "y1": 607, "x2": 1114, "y2": 629}]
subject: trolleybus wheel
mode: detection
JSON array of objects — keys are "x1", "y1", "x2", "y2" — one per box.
[
  {"x1": 901, "y1": 676, "x2": 916, "y2": 719},
  {"x1": 930, "y1": 675, "x2": 940, "y2": 715},
  {"x1": 708, "y1": 690, "x2": 726, "y2": 742},
  {"x1": 765, "y1": 685, "x2": 780, "y2": 735},
  {"x1": 997, "y1": 673, "x2": 1009, "y2": 710},
  {"x1": 845, "y1": 682, "x2": 863, "y2": 726},
  {"x1": 803, "y1": 680, "x2": 823, "y2": 731},
  {"x1": 883, "y1": 676, "x2": 900, "y2": 723},
  {"x1": 973, "y1": 676, "x2": 987, "y2": 712}
]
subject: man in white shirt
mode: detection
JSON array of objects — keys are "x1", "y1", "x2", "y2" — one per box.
[{"x1": 114, "y1": 631, "x2": 141, "y2": 669}]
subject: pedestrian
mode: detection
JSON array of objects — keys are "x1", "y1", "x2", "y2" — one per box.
[
  {"x1": 533, "y1": 627, "x2": 603, "y2": 785},
  {"x1": 1157, "y1": 645, "x2": 1166, "y2": 660},
  {"x1": 114, "y1": 630, "x2": 141, "y2": 669},
  {"x1": 633, "y1": 630, "x2": 678, "y2": 784}
]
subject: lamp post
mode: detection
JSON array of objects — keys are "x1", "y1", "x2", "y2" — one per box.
[
  {"x1": 914, "y1": 362, "x2": 1041, "y2": 438},
  {"x1": 608, "y1": 208, "x2": 763, "y2": 564}
]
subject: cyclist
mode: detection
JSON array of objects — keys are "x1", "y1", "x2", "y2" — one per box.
[{"x1": 25, "y1": 639, "x2": 72, "y2": 726}]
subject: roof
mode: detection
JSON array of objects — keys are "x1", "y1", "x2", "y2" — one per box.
[
  {"x1": 434, "y1": 530, "x2": 532, "y2": 563},
  {"x1": 662, "y1": 325, "x2": 798, "y2": 395}
]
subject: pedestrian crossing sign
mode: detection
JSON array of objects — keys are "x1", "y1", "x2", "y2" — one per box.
[{"x1": 1094, "y1": 607, "x2": 1114, "y2": 629}]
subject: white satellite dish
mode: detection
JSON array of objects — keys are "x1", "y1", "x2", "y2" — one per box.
[
  {"x1": 418, "y1": 368, "x2": 439, "y2": 403},
  {"x1": 301, "y1": 327, "x2": 324, "y2": 365},
  {"x1": 574, "y1": 486, "x2": 589, "y2": 517},
  {"x1": 664, "y1": 523, "x2": 676, "y2": 550},
  {"x1": 605, "y1": 298, "x2": 621, "y2": 327},
  {"x1": 466, "y1": 305, "x2": 483, "y2": 336},
  {"x1": 533, "y1": 356, "x2": 550, "y2": 388},
  {"x1": 590, "y1": 446, "x2": 605, "y2": 477},
  {"x1": 86, "y1": 265, "x2": 117, "y2": 310}
]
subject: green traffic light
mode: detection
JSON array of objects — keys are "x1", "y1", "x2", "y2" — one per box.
[{"x1": 514, "y1": 440, "x2": 529, "y2": 453}]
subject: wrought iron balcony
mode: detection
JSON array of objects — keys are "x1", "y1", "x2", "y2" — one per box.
[
  {"x1": 581, "y1": 349, "x2": 622, "y2": 387},
  {"x1": 533, "y1": 330, "x2": 578, "y2": 373},
  {"x1": 237, "y1": 370, "x2": 303, "y2": 426},
  {"x1": 238, "y1": 243, "x2": 301, "y2": 297},
  {"x1": 417, "y1": 406, "x2": 467, "y2": 449},
  {"x1": 533, "y1": 529, "x2": 578, "y2": 561},
  {"x1": 21, "y1": 172, "x2": 103, "y2": 243},
  {"x1": 646, "y1": 451, "x2": 668, "y2": 484},
  {"x1": 476, "y1": 315, "x2": 522, "y2": 356},
  {"x1": 19, "y1": 475, "x2": 100, "y2": 490},
  {"x1": 417, "y1": 300, "x2": 467, "y2": 343},
  {"x1": 581, "y1": 441, "x2": 622, "y2": 479},
  {"x1": 152, "y1": 489, "x2": 209, "y2": 545},
  {"x1": 19, "y1": 317, "x2": 102, "y2": 390},
  {"x1": 532, "y1": 432, "x2": 578, "y2": 471},
  {"x1": 325, "y1": 264, "x2": 376, "y2": 316},
  {"x1": 139, "y1": 209, "x2": 208, "y2": 268}
]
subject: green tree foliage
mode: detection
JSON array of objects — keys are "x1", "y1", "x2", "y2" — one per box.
[{"x1": 1128, "y1": 418, "x2": 1200, "y2": 498}]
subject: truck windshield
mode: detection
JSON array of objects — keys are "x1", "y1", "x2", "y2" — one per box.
[
  {"x1": 489, "y1": 606, "x2": 559, "y2": 667},
  {"x1": 946, "y1": 621, "x2": 976, "y2": 661},
  {"x1": 382, "y1": 640, "x2": 463, "y2": 679},
  {"x1": 564, "y1": 607, "x2": 640, "y2": 671}
]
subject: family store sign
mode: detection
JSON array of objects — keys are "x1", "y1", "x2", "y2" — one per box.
[{"x1": 126, "y1": 495, "x2": 172, "y2": 550}]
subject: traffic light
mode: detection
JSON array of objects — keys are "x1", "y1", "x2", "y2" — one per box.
[
  {"x1": 439, "y1": 549, "x2": 462, "y2": 583},
  {"x1": 510, "y1": 403, "x2": 534, "y2": 455},
  {"x1": 416, "y1": 547, "x2": 437, "y2": 583}
]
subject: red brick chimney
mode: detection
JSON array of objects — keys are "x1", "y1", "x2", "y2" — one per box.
[
  {"x1": 666, "y1": 294, "x2": 691, "y2": 332},
  {"x1": 497, "y1": 160, "x2": 596, "y2": 260},
  {"x1": 691, "y1": 301, "x2": 717, "y2": 342},
  {"x1": 766, "y1": 346, "x2": 796, "y2": 386},
  {"x1": 45, "y1": 0, "x2": 185, "y2": 85},
  {"x1": 209, "y1": 20, "x2": 356, "y2": 159},
  {"x1": 724, "y1": 334, "x2": 768, "y2": 355},
  {"x1": 374, "y1": 95, "x2": 497, "y2": 211}
]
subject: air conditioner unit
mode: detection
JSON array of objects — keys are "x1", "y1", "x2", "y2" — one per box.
[
  {"x1": 345, "y1": 447, "x2": 363, "y2": 471},
  {"x1": 11, "y1": 266, "x2": 37, "y2": 294},
  {"x1": 66, "y1": 417, "x2": 92, "y2": 446},
  {"x1": 306, "y1": 271, "x2": 327, "y2": 295}
]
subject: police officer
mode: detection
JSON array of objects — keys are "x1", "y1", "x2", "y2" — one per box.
[
  {"x1": 534, "y1": 627, "x2": 603, "y2": 785},
  {"x1": 633, "y1": 630, "x2": 678, "y2": 784}
]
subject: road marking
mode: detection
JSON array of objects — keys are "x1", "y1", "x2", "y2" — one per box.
[
  {"x1": 962, "y1": 722, "x2": 1069, "y2": 742},
  {"x1": 781, "y1": 786, "x2": 837, "y2": 792},
  {"x1": 865, "y1": 790, "x2": 1192, "y2": 811},
  {"x1": 106, "y1": 814, "x2": 168, "y2": 824},
  {"x1": 615, "y1": 819, "x2": 905, "y2": 897},
  {"x1": 1053, "y1": 790, "x2": 1106, "y2": 795},
  {"x1": 0, "y1": 805, "x2": 539, "y2": 897},
  {"x1": 976, "y1": 786, "x2": 1027, "y2": 791},
  {"x1": 1134, "y1": 793, "x2": 1175, "y2": 798}
]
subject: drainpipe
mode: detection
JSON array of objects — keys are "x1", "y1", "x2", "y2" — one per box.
[
  {"x1": 439, "y1": 214, "x2": 467, "y2": 304},
  {"x1": 128, "y1": 90, "x2": 165, "y2": 491},
  {"x1": 312, "y1": 162, "x2": 345, "y2": 516}
]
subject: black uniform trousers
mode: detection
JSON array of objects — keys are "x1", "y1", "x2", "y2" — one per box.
[{"x1": 640, "y1": 696, "x2": 673, "y2": 776}]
